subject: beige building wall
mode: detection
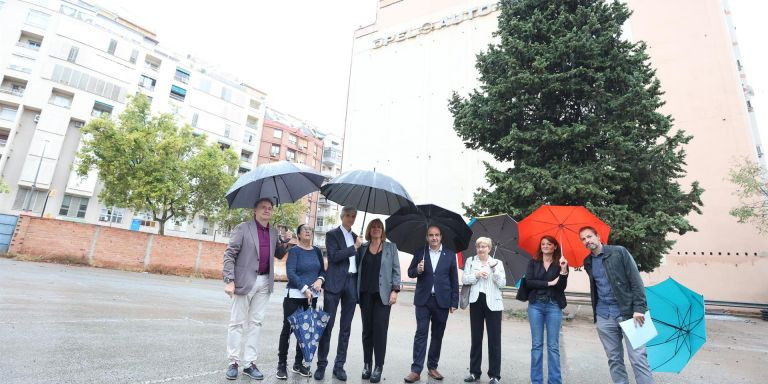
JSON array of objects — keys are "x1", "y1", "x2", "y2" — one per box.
[{"x1": 345, "y1": 0, "x2": 768, "y2": 302}]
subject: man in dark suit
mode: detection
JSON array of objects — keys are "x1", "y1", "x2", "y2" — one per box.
[
  {"x1": 315, "y1": 206, "x2": 362, "y2": 381},
  {"x1": 403, "y1": 225, "x2": 459, "y2": 383}
]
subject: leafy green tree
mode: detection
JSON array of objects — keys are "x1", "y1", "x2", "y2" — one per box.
[
  {"x1": 0, "y1": 179, "x2": 9, "y2": 194},
  {"x1": 729, "y1": 158, "x2": 768, "y2": 233},
  {"x1": 76, "y1": 95, "x2": 238, "y2": 235},
  {"x1": 448, "y1": 0, "x2": 703, "y2": 271}
]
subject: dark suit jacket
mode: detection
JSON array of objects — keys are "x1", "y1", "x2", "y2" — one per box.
[
  {"x1": 407, "y1": 245, "x2": 459, "y2": 309},
  {"x1": 324, "y1": 226, "x2": 358, "y2": 294}
]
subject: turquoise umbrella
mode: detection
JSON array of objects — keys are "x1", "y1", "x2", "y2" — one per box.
[{"x1": 645, "y1": 278, "x2": 706, "y2": 373}]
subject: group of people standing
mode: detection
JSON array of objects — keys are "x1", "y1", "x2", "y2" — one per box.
[{"x1": 222, "y1": 197, "x2": 655, "y2": 384}]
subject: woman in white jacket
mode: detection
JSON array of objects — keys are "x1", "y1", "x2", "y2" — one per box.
[{"x1": 462, "y1": 237, "x2": 506, "y2": 384}]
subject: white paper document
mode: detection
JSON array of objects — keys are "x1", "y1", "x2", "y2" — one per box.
[{"x1": 619, "y1": 310, "x2": 658, "y2": 349}]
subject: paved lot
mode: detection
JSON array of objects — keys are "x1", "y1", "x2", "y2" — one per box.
[{"x1": 1, "y1": 258, "x2": 766, "y2": 384}]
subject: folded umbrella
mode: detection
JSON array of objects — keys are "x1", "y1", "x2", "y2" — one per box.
[
  {"x1": 385, "y1": 204, "x2": 473, "y2": 255},
  {"x1": 518, "y1": 205, "x2": 610, "y2": 268},
  {"x1": 226, "y1": 161, "x2": 324, "y2": 208},
  {"x1": 645, "y1": 278, "x2": 706, "y2": 373},
  {"x1": 287, "y1": 305, "x2": 330, "y2": 366},
  {"x1": 466, "y1": 214, "x2": 531, "y2": 286}
]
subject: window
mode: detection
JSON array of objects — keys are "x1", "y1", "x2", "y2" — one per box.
[
  {"x1": 145, "y1": 56, "x2": 160, "y2": 71},
  {"x1": 174, "y1": 67, "x2": 190, "y2": 84},
  {"x1": 198, "y1": 216, "x2": 211, "y2": 235},
  {"x1": 221, "y1": 87, "x2": 231, "y2": 102},
  {"x1": 246, "y1": 116, "x2": 258, "y2": 129},
  {"x1": 273, "y1": 129, "x2": 282, "y2": 139},
  {"x1": 91, "y1": 101, "x2": 113, "y2": 118},
  {"x1": 107, "y1": 39, "x2": 117, "y2": 54},
  {"x1": 129, "y1": 49, "x2": 138, "y2": 64},
  {"x1": 240, "y1": 150, "x2": 252, "y2": 163},
  {"x1": 297, "y1": 152, "x2": 306, "y2": 164},
  {"x1": 249, "y1": 99, "x2": 261, "y2": 109},
  {"x1": 219, "y1": 142, "x2": 230, "y2": 151},
  {"x1": 224, "y1": 124, "x2": 231, "y2": 138},
  {"x1": 288, "y1": 134, "x2": 298, "y2": 146},
  {"x1": 0, "y1": 105, "x2": 17, "y2": 121},
  {"x1": 25, "y1": 10, "x2": 50, "y2": 28},
  {"x1": 170, "y1": 85, "x2": 186, "y2": 101},
  {"x1": 138, "y1": 75, "x2": 156, "y2": 91},
  {"x1": 138, "y1": 211, "x2": 156, "y2": 227},
  {"x1": 59, "y1": 195, "x2": 89, "y2": 218},
  {"x1": 12, "y1": 186, "x2": 46, "y2": 212},
  {"x1": 298, "y1": 137, "x2": 308, "y2": 149},
  {"x1": 98, "y1": 206, "x2": 124, "y2": 224},
  {"x1": 67, "y1": 46, "x2": 79, "y2": 63},
  {"x1": 190, "y1": 112, "x2": 199, "y2": 127},
  {"x1": 316, "y1": 217, "x2": 324, "y2": 228},
  {"x1": 49, "y1": 89, "x2": 73, "y2": 108},
  {"x1": 286, "y1": 149, "x2": 296, "y2": 161},
  {"x1": 270, "y1": 144, "x2": 280, "y2": 157},
  {"x1": 238, "y1": 167, "x2": 249, "y2": 175},
  {"x1": 243, "y1": 130, "x2": 256, "y2": 145}
]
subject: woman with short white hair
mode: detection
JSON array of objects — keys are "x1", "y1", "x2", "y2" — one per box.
[{"x1": 462, "y1": 236, "x2": 506, "y2": 384}]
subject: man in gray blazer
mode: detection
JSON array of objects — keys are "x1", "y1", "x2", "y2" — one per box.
[{"x1": 222, "y1": 197, "x2": 291, "y2": 380}]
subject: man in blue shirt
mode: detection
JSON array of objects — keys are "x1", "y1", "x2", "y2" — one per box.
[{"x1": 580, "y1": 226, "x2": 654, "y2": 384}]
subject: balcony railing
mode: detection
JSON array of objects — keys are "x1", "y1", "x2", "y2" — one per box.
[
  {"x1": 0, "y1": 86, "x2": 25, "y2": 96},
  {"x1": 169, "y1": 93, "x2": 185, "y2": 102},
  {"x1": 174, "y1": 74, "x2": 189, "y2": 84},
  {"x1": 16, "y1": 42, "x2": 40, "y2": 51}
]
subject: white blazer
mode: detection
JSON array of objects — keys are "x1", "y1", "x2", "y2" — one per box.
[{"x1": 462, "y1": 256, "x2": 506, "y2": 311}]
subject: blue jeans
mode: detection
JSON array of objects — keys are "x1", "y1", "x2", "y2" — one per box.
[{"x1": 528, "y1": 300, "x2": 562, "y2": 384}]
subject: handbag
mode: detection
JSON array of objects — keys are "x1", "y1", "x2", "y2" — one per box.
[
  {"x1": 459, "y1": 257, "x2": 474, "y2": 309},
  {"x1": 515, "y1": 276, "x2": 530, "y2": 302}
]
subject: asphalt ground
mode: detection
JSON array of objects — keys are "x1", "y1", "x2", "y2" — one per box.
[{"x1": 1, "y1": 257, "x2": 766, "y2": 384}]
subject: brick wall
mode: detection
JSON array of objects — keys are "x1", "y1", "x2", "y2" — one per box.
[{"x1": 9, "y1": 216, "x2": 288, "y2": 280}]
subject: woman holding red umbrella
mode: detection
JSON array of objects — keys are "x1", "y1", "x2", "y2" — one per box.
[{"x1": 521, "y1": 235, "x2": 569, "y2": 384}]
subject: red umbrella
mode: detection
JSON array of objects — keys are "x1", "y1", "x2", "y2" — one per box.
[{"x1": 517, "y1": 205, "x2": 610, "y2": 267}]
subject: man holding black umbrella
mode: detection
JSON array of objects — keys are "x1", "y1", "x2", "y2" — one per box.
[
  {"x1": 315, "y1": 206, "x2": 363, "y2": 381},
  {"x1": 403, "y1": 225, "x2": 459, "y2": 383}
]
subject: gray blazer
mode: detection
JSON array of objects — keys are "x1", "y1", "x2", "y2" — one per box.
[
  {"x1": 356, "y1": 241, "x2": 401, "y2": 305},
  {"x1": 222, "y1": 220, "x2": 287, "y2": 295}
]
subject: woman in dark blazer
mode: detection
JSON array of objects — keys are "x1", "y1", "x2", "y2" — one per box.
[
  {"x1": 524, "y1": 235, "x2": 569, "y2": 384},
  {"x1": 356, "y1": 219, "x2": 401, "y2": 383},
  {"x1": 276, "y1": 224, "x2": 325, "y2": 380}
]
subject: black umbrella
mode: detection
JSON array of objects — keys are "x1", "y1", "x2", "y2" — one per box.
[
  {"x1": 385, "y1": 204, "x2": 473, "y2": 255},
  {"x1": 226, "y1": 161, "x2": 324, "y2": 208},
  {"x1": 465, "y1": 214, "x2": 532, "y2": 286},
  {"x1": 321, "y1": 169, "x2": 415, "y2": 232}
]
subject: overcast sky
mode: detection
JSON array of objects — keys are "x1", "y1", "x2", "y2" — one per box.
[{"x1": 94, "y1": 0, "x2": 767, "y2": 143}]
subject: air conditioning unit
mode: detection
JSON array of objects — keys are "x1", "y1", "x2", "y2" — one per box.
[{"x1": 33, "y1": 115, "x2": 40, "y2": 123}]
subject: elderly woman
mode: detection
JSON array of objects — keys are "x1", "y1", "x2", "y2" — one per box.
[
  {"x1": 356, "y1": 219, "x2": 401, "y2": 383},
  {"x1": 462, "y1": 237, "x2": 506, "y2": 384},
  {"x1": 276, "y1": 224, "x2": 325, "y2": 380},
  {"x1": 523, "y1": 235, "x2": 569, "y2": 384}
]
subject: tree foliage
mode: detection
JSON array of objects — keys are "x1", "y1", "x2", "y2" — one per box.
[
  {"x1": 76, "y1": 95, "x2": 239, "y2": 235},
  {"x1": 729, "y1": 157, "x2": 768, "y2": 233},
  {"x1": 448, "y1": 0, "x2": 703, "y2": 271}
]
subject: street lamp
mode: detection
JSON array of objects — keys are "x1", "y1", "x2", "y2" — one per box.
[{"x1": 22, "y1": 139, "x2": 49, "y2": 213}]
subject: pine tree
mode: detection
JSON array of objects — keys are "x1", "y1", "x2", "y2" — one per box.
[{"x1": 448, "y1": 0, "x2": 703, "y2": 271}]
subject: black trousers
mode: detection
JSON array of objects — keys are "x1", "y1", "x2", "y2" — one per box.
[
  {"x1": 359, "y1": 291, "x2": 392, "y2": 367},
  {"x1": 278, "y1": 296, "x2": 317, "y2": 367},
  {"x1": 411, "y1": 295, "x2": 449, "y2": 373},
  {"x1": 317, "y1": 274, "x2": 357, "y2": 370},
  {"x1": 469, "y1": 293, "x2": 502, "y2": 379}
]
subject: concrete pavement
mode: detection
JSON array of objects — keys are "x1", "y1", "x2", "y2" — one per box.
[{"x1": 1, "y1": 257, "x2": 766, "y2": 384}]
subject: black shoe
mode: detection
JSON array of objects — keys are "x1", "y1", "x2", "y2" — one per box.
[
  {"x1": 464, "y1": 373, "x2": 480, "y2": 382},
  {"x1": 362, "y1": 363, "x2": 372, "y2": 380},
  {"x1": 243, "y1": 363, "x2": 264, "y2": 380},
  {"x1": 370, "y1": 366, "x2": 382, "y2": 383},
  {"x1": 314, "y1": 367, "x2": 325, "y2": 380},
  {"x1": 293, "y1": 364, "x2": 311, "y2": 377},
  {"x1": 489, "y1": 378, "x2": 500, "y2": 384},
  {"x1": 225, "y1": 362, "x2": 239, "y2": 380},
  {"x1": 276, "y1": 365, "x2": 287, "y2": 380},
  {"x1": 333, "y1": 368, "x2": 348, "y2": 381}
]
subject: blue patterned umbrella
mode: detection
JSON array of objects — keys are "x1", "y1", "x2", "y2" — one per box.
[{"x1": 287, "y1": 306, "x2": 330, "y2": 365}]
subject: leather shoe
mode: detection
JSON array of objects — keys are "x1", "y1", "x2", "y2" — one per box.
[
  {"x1": 333, "y1": 368, "x2": 347, "y2": 381},
  {"x1": 489, "y1": 378, "x2": 500, "y2": 384},
  {"x1": 403, "y1": 372, "x2": 420, "y2": 383},
  {"x1": 464, "y1": 373, "x2": 480, "y2": 382},
  {"x1": 313, "y1": 367, "x2": 325, "y2": 380},
  {"x1": 370, "y1": 366, "x2": 383, "y2": 383},
  {"x1": 428, "y1": 368, "x2": 444, "y2": 380},
  {"x1": 362, "y1": 363, "x2": 372, "y2": 380}
]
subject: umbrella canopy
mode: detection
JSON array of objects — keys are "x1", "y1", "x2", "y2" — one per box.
[
  {"x1": 287, "y1": 306, "x2": 330, "y2": 366},
  {"x1": 226, "y1": 161, "x2": 324, "y2": 208},
  {"x1": 645, "y1": 278, "x2": 706, "y2": 373},
  {"x1": 385, "y1": 204, "x2": 473, "y2": 255},
  {"x1": 320, "y1": 169, "x2": 415, "y2": 215},
  {"x1": 465, "y1": 214, "x2": 532, "y2": 286},
  {"x1": 517, "y1": 205, "x2": 610, "y2": 267}
]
